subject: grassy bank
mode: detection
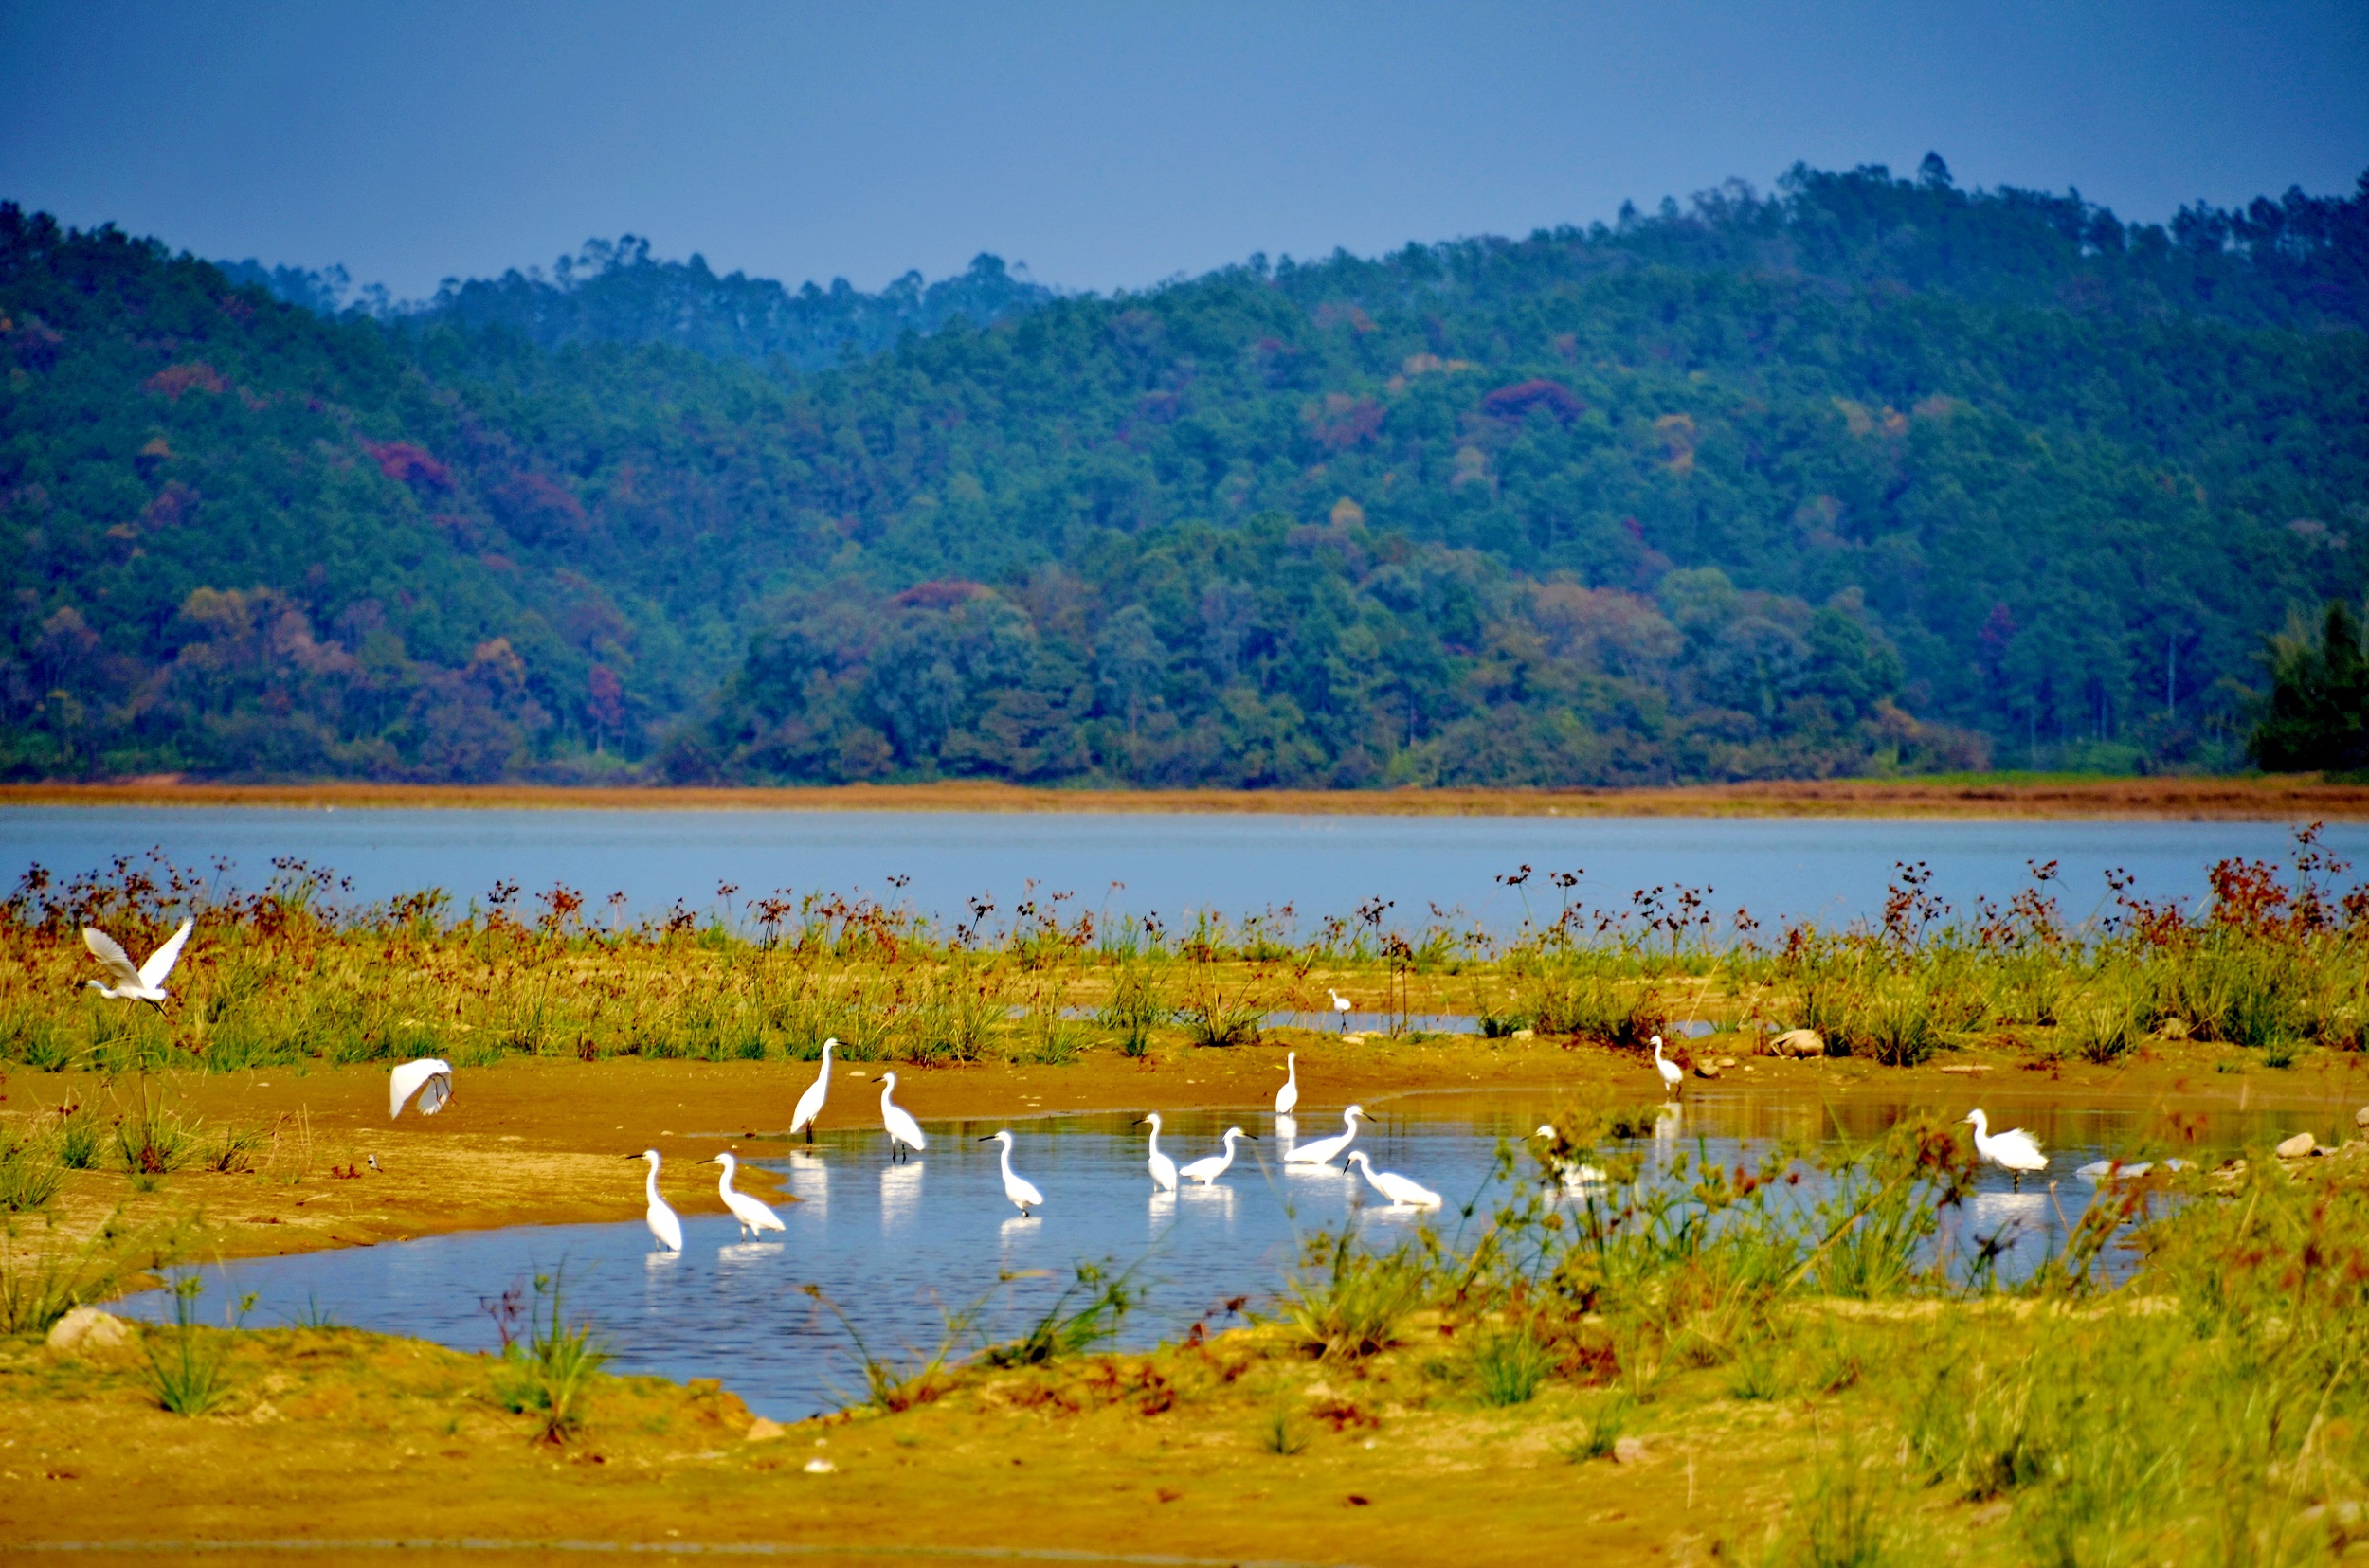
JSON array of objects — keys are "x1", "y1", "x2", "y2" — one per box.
[{"x1": 5, "y1": 1106, "x2": 2364, "y2": 1563}]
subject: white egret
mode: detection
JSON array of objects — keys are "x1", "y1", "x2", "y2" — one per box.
[
  {"x1": 1346, "y1": 1150, "x2": 1443, "y2": 1209},
  {"x1": 789, "y1": 1037, "x2": 835, "y2": 1142},
  {"x1": 1963, "y1": 1108, "x2": 2047, "y2": 1190},
  {"x1": 700, "y1": 1151, "x2": 787, "y2": 1240},
  {"x1": 1532, "y1": 1126, "x2": 1608, "y2": 1189},
  {"x1": 1327, "y1": 989, "x2": 1353, "y2": 1031},
  {"x1": 81, "y1": 918, "x2": 194, "y2": 1008},
  {"x1": 979, "y1": 1129, "x2": 1043, "y2": 1216},
  {"x1": 389, "y1": 1057, "x2": 454, "y2": 1119},
  {"x1": 1285, "y1": 1104, "x2": 1365, "y2": 1166},
  {"x1": 876, "y1": 1072, "x2": 925, "y2": 1160},
  {"x1": 1651, "y1": 1035, "x2": 1684, "y2": 1097},
  {"x1": 631, "y1": 1149, "x2": 683, "y2": 1252},
  {"x1": 1135, "y1": 1112, "x2": 1179, "y2": 1191},
  {"x1": 1275, "y1": 1052, "x2": 1300, "y2": 1117},
  {"x1": 1179, "y1": 1126, "x2": 1254, "y2": 1186}
]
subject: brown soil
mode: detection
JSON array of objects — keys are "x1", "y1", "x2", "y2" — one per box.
[
  {"x1": 9, "y1": 773, "x2": 2367, "y2": 819},
  {"x1": 12, "y1": 1034, "x2": 2364, "y2": 1268}
]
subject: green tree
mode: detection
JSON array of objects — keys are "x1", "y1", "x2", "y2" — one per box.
[{"x1": 2251, "y1": 603, "x2": 2369, "y2": 771}]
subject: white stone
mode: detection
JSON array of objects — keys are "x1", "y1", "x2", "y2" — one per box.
[{"x1": 45, "y1": 1307, "x2": 133, "y2": 1357}]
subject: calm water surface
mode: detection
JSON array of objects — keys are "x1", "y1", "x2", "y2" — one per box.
[
  {"x1": 0, "y1": 806, "x2": 2333, "y2": 934},
  {"x1": 119, "y1": 1090, "x2": 2277, "y2": 1420}
]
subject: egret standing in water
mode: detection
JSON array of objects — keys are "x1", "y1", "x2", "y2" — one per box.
[
  {"x1": 1963, "y1": 1108, "x2": 2047, "y2": 1189},
  {"x1": 1136, "y1": 1112, "x2": 1179, "y2": 1192},
  {"x1": 1275, "y1": 1052, "x2": 1300, "y2": 1117},
  {"x1": 700, "y1": 1151, "x2": 787, "y2": 1240},
  {"x1": 389, "y1": 1057, "x2": 453, "y2": 1119},
  {"x1": 1532, "y1": 1125, "x2": 1608, "y2": 1189},
  {"x1": 1328, "y1": 990, "x2": 1353, "y2": 1031},
  {"x1": 979, "y1": 1129, "x2": 1043, "y2": 1217},
  {"x1": 789, "y1": 1038, "x2": 835, "y2": 1143},
  {"x1": 1652, "y1": 1035, "x2": 1684, "y2": 1097},
  {"x1": 1179, "y1": 1126, "x2": 1254, "y2": 1186},
  {"x1": 630, "y1": 1149, "x2": 683, "y2": 1252},
  {"x1": 1285, "y1": 1105, "x2": 1365, "y2": 1166},
  {"x1": 81, "y1": 918, "x2": 194, "y2": 1008},
  {"x1": 1347, "y1": 1150, "x2": 1442, "y2": 1209},
  {"x1": 876, "y1": 1072, "x2": 925, "y2": 1161}
]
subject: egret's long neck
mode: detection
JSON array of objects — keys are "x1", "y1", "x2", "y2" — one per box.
[
  {"x1": 815, "y1": 1049, "x2": 831, "y2": 1088},
  {"x1": 644, "y1": 1161, "x2": 662, "y2": 1204},
  {"x1": 1284, "y1": 1057, "x2": 1296, "y2": 1088},
  {"x1": 1146, "y1": 1123, "x2": 1161, "y2": 1157},
  {"x1": 717, "y1": 1161, "x2": 735, "y2": 1198},
  {"x1": 998, "y1": 1140, "x2": 1015, "y2": 1179}
]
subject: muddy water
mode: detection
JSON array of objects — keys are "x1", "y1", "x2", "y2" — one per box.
[{"x1": 117, "y1": 1089, "x2": 2290, "y2": 1420}]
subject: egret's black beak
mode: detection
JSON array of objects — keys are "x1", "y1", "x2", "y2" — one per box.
[{"x1": 977, "y1": 1135, "x2": 998, "y2": 1143}]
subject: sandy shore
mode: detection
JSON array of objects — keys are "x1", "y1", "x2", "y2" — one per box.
[
  {"x1": 18, "y1": 1035, "x2": 2365, "y2": 1270},
  {"x1": 7, "y1": 774, "x2": 2366, "y2": 819}
]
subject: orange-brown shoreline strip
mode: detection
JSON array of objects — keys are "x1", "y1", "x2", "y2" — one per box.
[{"x1": 3, "y1": 775, "x2": 2366, "y2": 820}]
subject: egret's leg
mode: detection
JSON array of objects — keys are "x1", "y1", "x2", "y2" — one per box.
[{"x1": 805, "y1": 1125, "x2": 814, "y2": 1144}]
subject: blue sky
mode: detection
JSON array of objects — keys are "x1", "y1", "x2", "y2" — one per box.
[{"x1": 1, "y1": 0, "x2": 2361, "y2": 299}]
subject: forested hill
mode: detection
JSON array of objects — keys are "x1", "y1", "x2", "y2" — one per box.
[{"x1": 4, "y1": 159, "x2": 2365, "y2": 787}]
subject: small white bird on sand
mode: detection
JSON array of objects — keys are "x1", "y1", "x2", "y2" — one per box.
[
  {"x1": 1328, "y1": 989, "x2": 1353, "y2": 1031},
  {"x1": 1533, "y1": 1125, "x2": 1608, "y2": 1189},
  {"x1": 1347, "y1": 1150, "x2": 1442, "y2": 1209},
  {"x1": 979, "y1": 1129, "x2": 1043, "y2": 1216},
  {"x1": 389, "y1": 1058, "x2": 454, "y2": 1119},
  {"x1": 700, "y1": 1151, "x2": 787, "y2": 1239},
  {"x1": 1963, "y1": 1108, "x2": 2048, "y2": 1190},
  {"x1": 876, "y1": 1072, "x2": 925, "y2": 1160},
  {"x1": 1285, "y1": 1104, "x2": 1365, "y2": 1166},
  {"x1": 1275, "y1": 1051, "x2": 1300, "y2": 1117},
  {"x1": 632, "y1": 1149, "x2": 683, "y2": 1252},
  {"x1": 790, "y1": 1038, "x2": 835, "y2": 1142},
  {"x1": 1179, "y1": 1126, "x2": 1254, "y2": 1186},
  {"x1": 1652, "y1": 1035, "x2": 1684, "y2": 1097},
  {"x1": 1136, "y1": 1112, "x2": 1178, "y2": 1191},
  {"x1": 81, "y1": 918, "x2": 194, "y2": 1007}
]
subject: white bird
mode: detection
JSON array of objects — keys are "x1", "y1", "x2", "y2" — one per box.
[
  {"x1": 876, "y1": 1072, "x2": 925, "y2": 1160},
  {"x1": 790, "y1": 1037, "x2": 835, "y2": 1142},
  {"x1": 1285, "y1": 1104, "x2": 1365, "y2": 1166},
  {"x1": 1533, "y1": 1125, "x2": 1608, "y2": 1189},
  {"x1": 1179, "y1": 1126, "x2": 1254, "y2": 1185},
  {"x1": 81, "y1": 918, "x2": 194, "y2": 1007},
  {"x1": 1328, "y1": 989, "x2": 1353, "y2": 1031},
  {"x1": 389, "y1": 1057, "x2": 454, "y2": 1119},
  {"x1": 632, "y1": 1148, "x2": 683, "y2": 1252},
  {"x1": 1136, "y1": 1112, "x2": 1178, "y2": 1191},
  {"x1": 1963, "y1": 1108, "x2": 2048, "y2": 1190},
  {"x1": 1347, "y1": 1150, "x2": 1443, "y2": 1209},
  {"x1": 1275, "y1": 1051, "x2": 1300, "y2": 1117},
  {"x1": 1652, "y1": 1035, "x2": 1683, "y2": 1097},
  {"x1": 700, "y1": 1150, "x2": 787, "y2": 1240},
  {"x1": 979, "y1": 1129, "x2": 1043, "y2": 1216}
]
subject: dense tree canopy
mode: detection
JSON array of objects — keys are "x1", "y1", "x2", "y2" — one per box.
[{"x1": 4, "y1": 158, "x2": 2364, "y2": 784}]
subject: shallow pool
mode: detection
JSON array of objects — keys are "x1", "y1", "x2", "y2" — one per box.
[{"x1": 114, "y1": 1088, "x2": 2284, "y2": 1420}]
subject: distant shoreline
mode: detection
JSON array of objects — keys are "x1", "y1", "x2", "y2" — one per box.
[{"x1": 2, "y1": 775, "x2": 2363, "y2": 820}]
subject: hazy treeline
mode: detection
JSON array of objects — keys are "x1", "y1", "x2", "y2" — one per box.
[{"x1": 3, "y1": 158, "x2": 2363, "y2": 784}]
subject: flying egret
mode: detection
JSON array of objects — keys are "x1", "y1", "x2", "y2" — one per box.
[
  {"x1": 1532, "y1": 1125, "x2": 1609, "y2": 1189},
  {"x1": 876, "y1": 1072, "x2": 925, "y2": 1161},
  {"x1": 1179, "y1": 1126, "x2": 1254, "y2": 1186},
  {"x1": 1651, "y1": 1035, "x2": 1684, "y2": 1097},
  {"x1": 630, "y1": 1149, "x2": 683, "y2": 1252},
  {"x1": 1285, "y1": 1104, "x2": 1365, "y2": 1166},
  {"x1": 1327, "y1": 989, "x2": 1353, "y2": 1031},
  {"x1": 81, "y1": 918, "x2": 194, "y2": 1008},
  {"x1": 1275, "y1": 1052, "x2": 1300, "y2": 1117},
  {"x1": 790, "y1": 1038, "x2": 835, "y2": 1143},
  {"x1": 1135, "y1": 1112, "x2": 1179, "y2": 1192},
  {"x1": 700, "y1": 1151, "x2": 787, "y2": 1240},
  {"x1": 979, "y1": 1129, "x2": 1043, "y2": 1216},
  {"x1": 1963, "y1": 1108, "x2": 2047, "y2": 1190},
  {"x1": 1347, "y1": 1150, "x2": 1443, "y2": 1209},
  {"x1": 389, "y1": 1057, "x2": 454, "y2": 1119}
]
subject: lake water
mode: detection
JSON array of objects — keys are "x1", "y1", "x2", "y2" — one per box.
[
  {"x1": 118, "y1": 1091, "x2": 2278, "y2": 1420},
  {"x1": 0, "y1": 806, "x2": 2341, "y2": 937}
]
